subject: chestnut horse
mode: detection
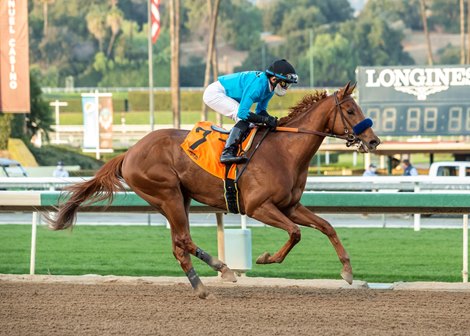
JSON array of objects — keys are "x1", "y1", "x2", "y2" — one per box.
[{"x1": 48, "y1": 82, "x2": 380, "y2": 298}]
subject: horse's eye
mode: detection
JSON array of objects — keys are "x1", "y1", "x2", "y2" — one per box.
[{"x1": 347, "y1": 108, "x2": 355, "y2": 115}]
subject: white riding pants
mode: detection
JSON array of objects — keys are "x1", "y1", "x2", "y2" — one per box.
[{"x1": 203, "y1": 81, "x2": 240, "y2": 121}]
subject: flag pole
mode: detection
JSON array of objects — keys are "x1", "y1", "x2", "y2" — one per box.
[{"x1": 148, "y1": 0, "x2": 155, "y2": 131}]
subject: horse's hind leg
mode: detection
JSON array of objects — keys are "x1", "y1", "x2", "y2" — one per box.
[
  {"x1": 171, "y1": 241, "x2": 214, "y2": 299},
  {"x1": 192, "y1": 246, "x2": 237, "y2": 283},
  {"x1": 135, "y1": 187, "x2": 235, "y2": 298},
  {"x1": 165, "y1": 203, "x2": 236, "y2": 298},
  {"x1": 175, "y1": 195, "x2": 236, "y2": 282},
  {"x1": 288, "y1": 204, "x2": 353, "y2": 284},
  {"x1": 170, "y1": 214, "x2": 236, "y2": 281}
]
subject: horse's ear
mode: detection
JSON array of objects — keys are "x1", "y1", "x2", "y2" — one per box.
[
  {"x1": 338, "y1": 81, "x2": 351, "y2": 99},
  {"x1": 348, "y1": 82, "x2": 357, "y2": 95}
]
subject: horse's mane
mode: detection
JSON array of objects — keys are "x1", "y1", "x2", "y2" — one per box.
[{"x1": 278, "y1": 90, "x2": 328, "y2": 126}]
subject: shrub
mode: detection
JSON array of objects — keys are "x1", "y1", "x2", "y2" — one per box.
[{"x1": 27, "y1": 144, "x2": 104, "y2": 170}]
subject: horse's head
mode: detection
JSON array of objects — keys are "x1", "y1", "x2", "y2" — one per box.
[{"x1": 326, "y1": 82, "x2": 380, "y2": 153}]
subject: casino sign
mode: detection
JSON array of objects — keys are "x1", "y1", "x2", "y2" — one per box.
[{"x1": 356, "y1": 65, "x2": 470, "y2": 136}]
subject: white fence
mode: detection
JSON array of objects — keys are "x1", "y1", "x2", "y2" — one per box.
[
  {"x1": 3, "y1": 175, "x2": 470, "y2": 192},
  {"x1": 1, "y1": 178, "x2": 469, "y2": 283},
  {"x1": 304, "y1": 175, "x2": 470, "y2": 191}
]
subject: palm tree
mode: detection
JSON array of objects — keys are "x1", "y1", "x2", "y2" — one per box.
[
  {"x1": 460, "y1": 0, "x2": 465, "y2": 64},
  {"x1": 37, "y1": 0, "x2": 55, "y2": 37},
  {"x1": 212, "y1": 39, "x2": 221, "y2": 125},
  {"x1": 170, "y1": 0, "x2": 181, "y2": 129},
  {"x1": 106, "y1": 6, "x2": 124, "y2": 57},
  {"x1": 419, "y1": 0, "x2": 434, "y2": 65},
  {"x1": 467, "y1": 0, "x2": 470, "y2": 63},
  {"x1": 201, "y1": 0, "x2": 221, "y2": 121},
  {"x1": 86, "y1": 6, "x2": 107, "y2": 52}
]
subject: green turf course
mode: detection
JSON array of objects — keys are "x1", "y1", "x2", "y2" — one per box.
[{"x1": 0, "y1": 225, "x2": 463, "y2": 283}]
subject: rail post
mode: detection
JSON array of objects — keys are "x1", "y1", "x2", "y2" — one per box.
[
  {"x1": 463, "y1": 214, "x2": 468, "y2": 283},
  {"x1": 30, "y1": 212, "x2": 39, "y2": 275},
  {"x1": 413, "y1": 183, "x2": 421, "y2": 231}
]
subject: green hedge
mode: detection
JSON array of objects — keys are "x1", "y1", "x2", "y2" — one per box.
[
  {"x1": 128, "y1": 91, "x2": 203, "y2": 111},
  {"x1": 45, "y1": 97, "x2": 127, "y2": 113},
  {"x1": 44, "y1": 89, "x2": 318, "y2": 113},
  {"x1": 27, "y1": 144, "x2": 104, "y2": 170}
]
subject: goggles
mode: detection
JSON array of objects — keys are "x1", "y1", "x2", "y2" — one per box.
[
  {"x1": 266, "y1": 71, "x2": 299, "y2": 84},
  {"x1": 279, "y1": 80, "x2": 292, "y2": 89},
  {"x1": 276, "y1": 73, "x2": 298, "y2": 89}
]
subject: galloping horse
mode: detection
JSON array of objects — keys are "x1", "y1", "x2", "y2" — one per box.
[{"x1": 48, "y1": 82, "x2": 380, "y2": 298}]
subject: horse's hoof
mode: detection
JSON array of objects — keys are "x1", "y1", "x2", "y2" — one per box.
[
  {"x1": 221, "y1": 266, "x2": 237, "y2": 283},
  {"x1": 341, "y1": 271, "x2": 353, "y2": 285},
  {"x1": 195, "y1": 286, "x2": 210, "y2": 299},
  {"x1": 256, "y1": 252, "x2": 271, "y2": 264}
]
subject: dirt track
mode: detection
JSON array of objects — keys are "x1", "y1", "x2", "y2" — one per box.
[{"x1": 1, "y1": 276, "x2": 470, "y2": 336}]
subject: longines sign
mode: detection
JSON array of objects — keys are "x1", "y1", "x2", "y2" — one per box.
[{"x1": 357, "y1": 65, "x2": 470, "y2": 136}]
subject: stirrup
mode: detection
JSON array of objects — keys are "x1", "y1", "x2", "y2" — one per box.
[{"x1": 220, "y1": 153, "x2": 247, "y2": 164}]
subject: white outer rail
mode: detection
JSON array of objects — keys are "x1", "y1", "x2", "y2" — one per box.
[
  {"x1": 1, "y1": 176, "x2": 469, "y2": 281},
  {"x1": 0, "y1": 189, "x2": 468, "y2": 283},
  {"x1": 3, "y1": 175, "x2": 470, "y2": 189}
]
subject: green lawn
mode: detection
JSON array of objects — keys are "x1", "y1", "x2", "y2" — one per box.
[{"x1": 0, "y1": 225, "x2": 463, "y2": 283}]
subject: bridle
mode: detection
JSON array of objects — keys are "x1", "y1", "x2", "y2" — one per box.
[
  {"x1": 275, "y1": 91, "x2": 372, "y2": 148},
  {"x1": 236, "y1": 91, "x2": 372, "y2": 182}
]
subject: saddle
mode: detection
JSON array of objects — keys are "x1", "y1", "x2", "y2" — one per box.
[{"x1": 180, "y1": 121, "x2": 257, "y2": 213}]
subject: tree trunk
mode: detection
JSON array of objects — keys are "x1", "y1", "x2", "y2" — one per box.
[
  {"x1": 460, "y1": 0, "x2": 466, "y2": 64},
  {"x1": 419, "y1": 0, "x2": 434, "y2": 65},
  {"x1": 213, "y1": 40, "x2": 222, "y2": 125},
  {"x1": 467, "y1": 0, "x2": 470, "y2": 63},
  {"x1": 106, "y1": 33, "x2": 117, "y2": 58},
  {"x1": 201, "y1": 0, "x2": 220, "y2": 121},
  {"x1": 170, "y1": 0, "x2": 181, "y2": 129},
  {"x1": 43, "y1": 1, "x2": 48, "y2": 37}
]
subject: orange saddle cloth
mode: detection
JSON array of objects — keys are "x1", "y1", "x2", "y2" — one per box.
[{"x1": 180, "y1": 121, "x2": 257, "y2": 180}]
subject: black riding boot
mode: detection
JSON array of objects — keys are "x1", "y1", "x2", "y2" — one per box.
[{"x1": 220, "y1": 120, "x2": 249, "y2": 164}]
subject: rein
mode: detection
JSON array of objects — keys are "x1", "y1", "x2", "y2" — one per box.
[
  {"x1": 235, "y1": 91, "x2": 372, "y2": 182},
  {"x1": 274, "y1": 126, "x2": 350, "y2": 140},
  {"x1": 235, "y1": 127, "x2": 271, "y2": 183},
  {"x1": 274, "y1": 91, "x2": 368, "y2": 147}
]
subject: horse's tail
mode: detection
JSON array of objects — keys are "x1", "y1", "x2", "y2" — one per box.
[{"x1": 48, "y1": 154, "x2": 126, "y2": 231}]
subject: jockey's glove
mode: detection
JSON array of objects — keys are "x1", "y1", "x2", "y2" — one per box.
[
  {"x1": 258, "y1": 110, "x2": 269, "y2": 117},
  {"x1": 246, "y1": 112, "x2": 278, "y2": 130}
]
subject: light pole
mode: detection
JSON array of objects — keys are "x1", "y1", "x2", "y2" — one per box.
[
  {"x1": 261, "y1": 42, "x2": 266, "y2": 70},
  {"x1": 148, "y1": 0, "x2": 155, "y2": 131},
  {"x1": 309, "y1": 29, "x2": 314, "y2": 88},
  {"x1": 260, "y1": 32, "x2": 272, "y2": 70}
]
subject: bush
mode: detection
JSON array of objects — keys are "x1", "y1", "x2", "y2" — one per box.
[
  {"x1": 0, "y1": 114, "x2": 12, "y2": 150},
  {"x1": 27, "y1": 144, "x2": 104, "y2": 170},
  {"x1": 128, "y1": 89, "x2": 315, "y2": 112},
  {"x1": 43, "y1": 89, "x2": 320, "y2": 113}
]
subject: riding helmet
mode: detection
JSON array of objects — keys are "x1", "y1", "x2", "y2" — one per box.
[{"x1": 266, "y1": 59, "x2": 298, "y2": 83}]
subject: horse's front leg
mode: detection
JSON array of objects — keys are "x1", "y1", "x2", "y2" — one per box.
[
  {"x1": 248, "y1": 203, "x2": 301, "y2": 264},
  {"x1": 287, "y1": 204, "x2": 353, "y2": 284}
]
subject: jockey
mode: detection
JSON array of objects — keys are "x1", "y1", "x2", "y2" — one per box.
[{"x1": 203, "y1": 59, "x2": 298, "y2": 164}]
